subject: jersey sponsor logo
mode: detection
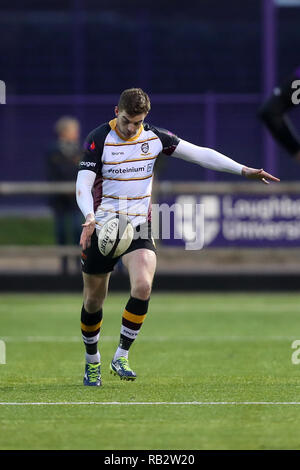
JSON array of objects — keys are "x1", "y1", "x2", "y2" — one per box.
[
  {"x1": 80, "y1": 161, "x2": 96, "y2": 168},
  {"x1": 108, "y1": 166, "x2": 146, "y2": 175}
]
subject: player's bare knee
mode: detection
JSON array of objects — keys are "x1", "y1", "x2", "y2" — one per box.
[
  {"x1": 84, "y1": 295, "x2": 103, "y2": 313},
  {"x1": 131, "y1": 279, "x2": 152, "y2": 300},
  {"x1": 83, "y1": 288, "x2": 107, "y2": 312},
  {"x1": 82, "y1": 273, "x2": 109, "y2": 312}
]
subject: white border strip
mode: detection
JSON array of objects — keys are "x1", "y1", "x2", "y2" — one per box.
[{"x1": 1, "y1": 401, "x2": 300, "y2": 406}]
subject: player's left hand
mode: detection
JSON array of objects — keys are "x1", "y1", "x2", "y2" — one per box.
[{"x1": 242, "y1": 166, "x2": 280, "y2": 184}]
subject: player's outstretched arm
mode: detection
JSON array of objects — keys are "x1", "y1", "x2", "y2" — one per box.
[
  {"x1": 172, "y1": 139, "x2": 279, "y2": 182},
  {"x1": 172, "y1": 139, "x2": 244, "y2": 174},
  {"x1": 241, "y1": 166, "x2": 280, "y2": 184}
]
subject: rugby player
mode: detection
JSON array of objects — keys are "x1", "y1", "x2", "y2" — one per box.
[
  {"x1": 259, "y1": 67, "x2": 300, "y2": 160},
  {"x1": 76, "y1": 88, "x2": 279, "y2": 386}
]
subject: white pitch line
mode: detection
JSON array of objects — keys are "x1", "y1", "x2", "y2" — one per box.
[{"x1": 1, "y1": 401, "x2": 300, "y2": 406}]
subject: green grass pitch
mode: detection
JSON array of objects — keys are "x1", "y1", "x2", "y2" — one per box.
[{"x1": 1, "y1": 291, "x2": 300, "y2": 450}]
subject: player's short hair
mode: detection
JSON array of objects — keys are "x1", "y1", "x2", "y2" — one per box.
[
  {"x1": 54, "y1": 116, "x2": 79, "y2": 136},
  {"x1": 118, "y1": 88, "x2": 151, "y2": 116}
]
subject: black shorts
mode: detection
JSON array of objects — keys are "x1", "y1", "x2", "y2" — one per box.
[{"x1": 81, "y1": 221, "x2": 156, "y2": 275}]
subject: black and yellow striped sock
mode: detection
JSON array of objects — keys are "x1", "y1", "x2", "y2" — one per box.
[
  {"x1": 114, "y1": 296, "x2": 149, "y2": 359},
  {"x1": 80, "y1": 306, "x2": 103, "y2": 362}
]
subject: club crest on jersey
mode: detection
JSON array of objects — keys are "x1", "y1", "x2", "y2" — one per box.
[
  {"x1": 89, "y1": 141, "x2": 96, "y2": 151},
  {"x1": 141, "y1": 143, "x2": 149, "y2": 154}
]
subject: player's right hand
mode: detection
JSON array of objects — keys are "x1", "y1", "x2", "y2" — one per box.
[
  {"x1": 241, "y1": 166, "x2": 280, "y2": 184},
  {"x1": 80, "y1": 213, "x2": 96, "y2": 250}
]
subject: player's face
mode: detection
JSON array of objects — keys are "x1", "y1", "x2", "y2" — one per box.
[{"x1": 115, "y1": 106, "x2": 147, "y2": 140}]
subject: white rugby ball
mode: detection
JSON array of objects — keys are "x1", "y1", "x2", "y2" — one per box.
[{"x1": 97, "y1": 214, "x2": 134, "y2": 258}]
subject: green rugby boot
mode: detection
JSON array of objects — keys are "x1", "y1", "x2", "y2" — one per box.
[
  {"x1": 110, "y1": 357, "x2": 137, "y2": 381},
  {"x1": 83, "y1": 362, "x2": 102, "y2": 386}
]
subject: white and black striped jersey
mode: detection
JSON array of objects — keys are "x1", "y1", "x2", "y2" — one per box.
[{"x1": 78, "y1": 118, "x2": 180, "y2": 227}]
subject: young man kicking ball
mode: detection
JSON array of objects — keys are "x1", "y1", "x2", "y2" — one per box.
[{"x1": 76, "y1": 87, "x2": 279, "y2": 386}]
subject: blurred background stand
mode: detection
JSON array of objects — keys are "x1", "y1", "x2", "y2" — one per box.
[
  {"x1": 1, "y1": 181, "x2": 300, "y2": 291},
  {"x1": 1, "y1": 0, "x2": 300, "y2": 290}
]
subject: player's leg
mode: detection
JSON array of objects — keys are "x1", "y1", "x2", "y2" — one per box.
[
  {"x1": 80, "y1": 229, "x2": 120, "y2": 386},
  {"x1": 110, "y1": 248, "x2": 156, "y2": 380},
  {"x1": 81, "y1": 272, "x2": 110, "y2": 386}
]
